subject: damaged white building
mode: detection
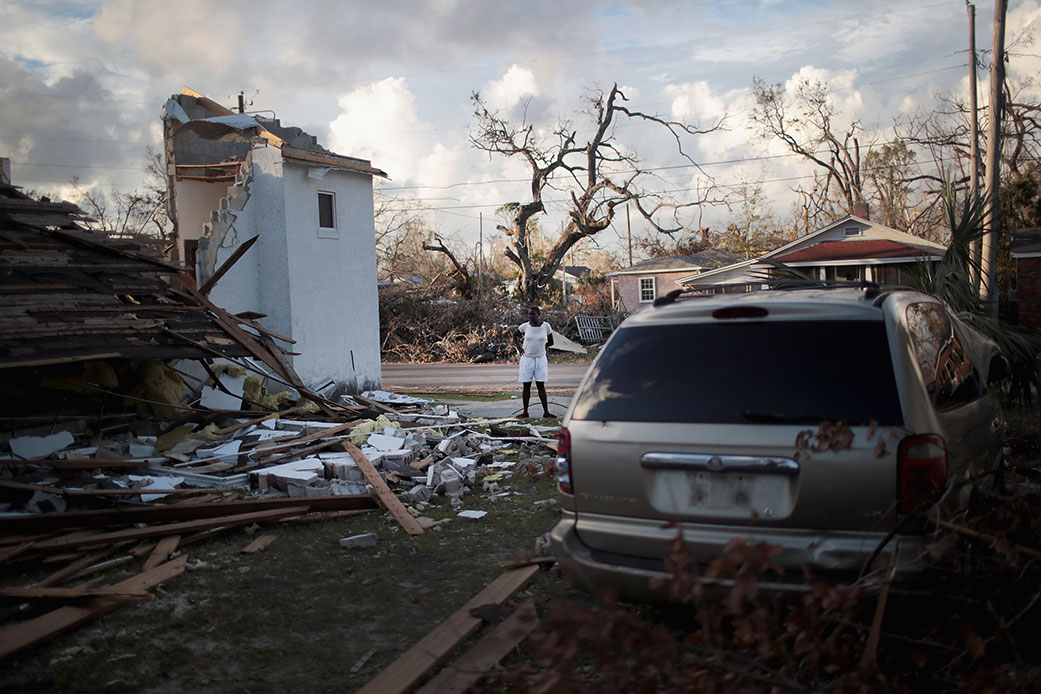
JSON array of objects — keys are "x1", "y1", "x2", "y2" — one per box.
[{"x1": 161, "y1": 87, "x2": 387, "y2": 392}]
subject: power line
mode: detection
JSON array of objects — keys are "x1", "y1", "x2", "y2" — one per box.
[
  {"x1": 0, "y1": 90, "x2": 153, "y2": 105},
  {"x1": 376, "y1": 138, "x2": 951, "y2": 194},
  {"x1": 11, "y1": 161, "x2": 144, "y2": 171},
  {"x1": 376, "y1": 151, "x2": 989, "y2": 214},
  {"x1": 250, "y1": 0, "x2": 959, "y2": 93}
]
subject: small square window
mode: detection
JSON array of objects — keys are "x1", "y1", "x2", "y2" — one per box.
[
  {"x1": 318, "y1": 192, "x2": 335, "y2": 229},
  {"x1": 639, "y1": 277, "x2": 656, "y2": 302}
]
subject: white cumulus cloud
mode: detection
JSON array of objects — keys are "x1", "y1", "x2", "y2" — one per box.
[
  {"x1": 328, "y1": 77, "x2": 463, "y2": 185},
  {"x1": 481, "y1": 65, "x2": 540, "y2": 113}
]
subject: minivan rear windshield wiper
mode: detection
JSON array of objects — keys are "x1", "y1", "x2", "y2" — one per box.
[{"x1": 741, "y1": 410, "x2": 831, "y2": 423}]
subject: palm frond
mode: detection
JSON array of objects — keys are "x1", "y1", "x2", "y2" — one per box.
[{"x1": 911, "y1": 182, "x2": 1041, "y2": 404}]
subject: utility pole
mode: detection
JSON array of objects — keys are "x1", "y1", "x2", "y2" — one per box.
[
  {"x1": 237, "y1": 91, "x2": 245, "y2": 114},
  {"x1": 967, "y1": 2, "x2": 982, "y2": 290},
  {"x1": 626, "y1": 203, "x2": 633, "y2": 267},
  {"x1": 981, "y1": 0, "x2": 1007, "y2": 315},
  {"x1": 478, "y1": 212, "x2": 483, "y2": 300}
]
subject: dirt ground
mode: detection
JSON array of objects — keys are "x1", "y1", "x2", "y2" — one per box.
[
  {"x1": 3, "y1": 404, "x2": 1040, "y2": 692},
  {"x1": 0, "y1": 450, "x2": 573, "y2": 694}
]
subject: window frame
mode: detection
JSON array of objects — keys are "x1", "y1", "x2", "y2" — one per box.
[
  {"x1": 317, "y1": 190, "x2": 338, "y2": 238},
  {"x1": 638, "y1": 276, "x2": 656, "y2": 303},
  {"x1": 905, "y1": 301, "x2": 984, "y2": 410}
]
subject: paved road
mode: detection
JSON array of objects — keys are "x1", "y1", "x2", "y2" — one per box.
[{"x1": 381, "y1": 362, "x2": 589, "y2": 392}]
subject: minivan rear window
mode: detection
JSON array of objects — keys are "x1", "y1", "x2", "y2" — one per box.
[{"x1": 571, "y1": 320, "x2": 903, "y2": 425}]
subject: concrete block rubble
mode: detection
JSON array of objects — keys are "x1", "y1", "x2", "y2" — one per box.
[
  {"x1": 0, "y1": 385, "x2": 561, "y2": 660},
  {"x1": 1, "y1": 389, "x2": 561, "y2": 524}
]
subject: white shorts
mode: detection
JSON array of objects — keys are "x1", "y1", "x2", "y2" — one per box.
[{"x1": 518, "y1": 355, "x2": 548, "y2": 383}]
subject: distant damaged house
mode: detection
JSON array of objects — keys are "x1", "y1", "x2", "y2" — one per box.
[
  {"x1": 162, "y1": 87, "x2": 387, "y2": 391},
  {"x1": 606, "y1": 250, "x2": 740, "y2": 312},
  {"x1": 677, "y1": 213, "x2": 947, "y2": 294},
  {"x1": 1012, "y1": 228, "x2": 1041, "y2": 328}
]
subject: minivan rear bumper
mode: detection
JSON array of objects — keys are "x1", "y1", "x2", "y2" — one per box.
[{"x1": 551, "y1": 510, "x2": 930, "y2": 601}]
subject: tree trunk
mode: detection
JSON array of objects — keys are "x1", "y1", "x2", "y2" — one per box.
[{"x1": 981, "y1": 0, "x2": 1007, "y2": 314}]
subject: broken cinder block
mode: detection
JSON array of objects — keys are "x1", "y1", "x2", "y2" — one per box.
[{"x1": 339, "y1": 533, "x2": 378, "y2": 549}]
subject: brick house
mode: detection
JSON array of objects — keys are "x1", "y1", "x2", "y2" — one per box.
[
  {"x1": 607, "y1": 250, "x2": 739, "y2": 312},
  {"x1": 1012, "y1": 228, "x2": 1041, "y2": 328},
  {"x1": 679, "y1": 214, "x2": 946, "y2": 293}
]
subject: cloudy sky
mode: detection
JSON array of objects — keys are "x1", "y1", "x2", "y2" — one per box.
[{"x1": 3, "y1": 0, "x2": 1040, "y2": 260}]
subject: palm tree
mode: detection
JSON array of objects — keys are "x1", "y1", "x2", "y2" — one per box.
[{"x1": 914, "y1": 186, "x2": 1041, "y2": 404}]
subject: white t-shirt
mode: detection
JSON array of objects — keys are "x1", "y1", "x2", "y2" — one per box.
[{"x1": 519, "y1": 321, "x2": 552, "y2": 358}]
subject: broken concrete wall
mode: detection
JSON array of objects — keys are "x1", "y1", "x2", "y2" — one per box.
[
  {"x1": 196, "y1": 153, "x2": 255, "y2": 282},
  {"x1": 165, "y1": 89, "x2": 382, "y2": 393},
  {"x1": 281, "y1": 159, "x2": 381, "y2": 391},
  {"x1": 170, "y1": 127, "x2": 251, "y2": 167},
  {"x1": 177, "y1": 179, "x2": 232, "y2": 273},
  {"x1": 255, "y1": 116, "x2": 321, "y2": 150},
  {"x1": 205, "y1": 145, "x2": 294, "y2": 344}
]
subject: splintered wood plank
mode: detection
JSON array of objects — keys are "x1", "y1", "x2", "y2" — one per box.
[
  {"x1": 250, "y1": 419, "x2": 362, "y2": 456},
  {"x1": 0, "y1": 587, "x2": 152, "y2": 603},
  {"x1": 0, "y1": 495, "x2": 376, "y2": 534},
  {"x1": 27, "y1": 507, "x2": 308, "y2": 552},
  {"x1": 415, "y1": 599, "x2": 539, "y2": 694},
  {"x1": 174, "y1": 494, "x2": 221, "y2": 506},
  {"x1": 0, "y1": 542, "x2": 33, "y2": 564},
  {"x1": 128, "y1": 541, "x2": 158, "y2": 558},
  {"x1": 0, "y1": 556, "x2": 188, "y2": 661},
  {"x1": 66, "y1": 556, "x2": 135, "y2": 581},
  {"x1": 142, "y1": 535, "x2": 180, "y2": 571},
  {"x1": 280, "y1": 509, "x2": 373, "y2": 525},
  {"x1": 355, "y1": 564, "x2": 540, "y2": 694},
  {"x1": 342, "y1": 442, "x2": 423, "y2": 536},
  {"x1": 36, "y1": 546, "x2": 123, "y2": 589},
  {"x1": 214, "y1": 413, "x2": 278, "y2": 436},
  {"x1": 4, "y1": 458, "x2": 147, "y2": 470},
  {"x1": 240, "y1": 534, "x2": 277, "y2": 554}
]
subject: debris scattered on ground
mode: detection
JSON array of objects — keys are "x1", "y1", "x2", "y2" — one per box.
[
  {"x1": 0, "y1": 378, "x2": 561, "y2": 660},
  {"x1": 339, "y1": 533, "x2": 379, "y2": 549}
]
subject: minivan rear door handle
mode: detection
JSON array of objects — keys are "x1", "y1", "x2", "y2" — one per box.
[{"x1": 640, "y1": 453, "x2": 800, "y2": 476}]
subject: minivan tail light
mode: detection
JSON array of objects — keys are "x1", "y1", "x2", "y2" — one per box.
[
  {"x1": 712, "y1": 306, "x2": 768, "y2": 319},
  {"x1": 556, "y1": 427, "x2": 573, "y2": 495},
  {"x1": 898, "y1": 434, "x2": 948, "y2": 513}
]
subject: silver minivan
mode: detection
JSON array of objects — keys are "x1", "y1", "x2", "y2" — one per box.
[{"x1": 551, "y1": 287, "x2": 1004, "y2": 600}]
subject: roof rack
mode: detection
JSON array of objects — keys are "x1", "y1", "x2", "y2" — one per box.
[
  {"x1": 772, "y1": 279, "x2": 881, "y2": 299},
  {"x1": 652, "y1": 289, "x2": 687, "y2": 307},
  {"x1": 652, "y1": 280, "x2": 884, "y2": 308}
]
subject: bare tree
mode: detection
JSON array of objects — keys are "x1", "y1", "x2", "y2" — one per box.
[
  {"x1": 751, "y1": 77, "x2": 868, "y2": 233},
  {"x1": 424, "y1": 234, "x2": 474, "y2": 298},
  {"x1": 73, "y1": 147, "x2": 170, "y2": 250},
  {"x1": 863, "y1": 141, "x2": 919, "y2": 229},
  {"x1": 372, "y1": 189, "x2": 429, "y2": 280},
  {"x1": 471, "y1": 83, "x2": 724, "y2": 303}
]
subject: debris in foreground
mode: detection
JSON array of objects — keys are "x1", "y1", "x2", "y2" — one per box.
[
  {"x1": 0, "y1": 384, "x2": 561, "y2": 661},
  {"x1": 355, "y1": 564, "x2": 544, "y2": 694}
]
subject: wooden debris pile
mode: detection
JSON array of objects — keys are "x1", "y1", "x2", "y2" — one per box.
[{"x1": 0, "y1": 386, "x2": 561, "y2": 662}]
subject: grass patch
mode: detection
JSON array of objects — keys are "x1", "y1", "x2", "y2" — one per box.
[{"x1": 0, "y1": 458, "x2": 568, "y2": 694}]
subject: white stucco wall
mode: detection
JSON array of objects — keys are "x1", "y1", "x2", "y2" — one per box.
[
  {"x1": 281, "y1": 160, "x2": 381, "y2": 390},
  {"x1": 175, "y1": 179, "x2": 227, "y2": 261},
  {"x1": 200, "y1": 143, "x2": 380, "y2": 391},
  {"x1": 205, "y1": 146, "x2": 293, "y2": 344}
]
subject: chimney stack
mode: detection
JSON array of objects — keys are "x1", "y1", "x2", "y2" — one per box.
[
  {"x1": 0, "y1": 157, "x2": 10, "y2": 186},
  {"x1": 852, "y1": 201, "x2": 869, "y2": 219}
]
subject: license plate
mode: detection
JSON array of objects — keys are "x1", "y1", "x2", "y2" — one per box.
[{"x1": 649, "y1": 470, "x2": 793, "y2": 520}]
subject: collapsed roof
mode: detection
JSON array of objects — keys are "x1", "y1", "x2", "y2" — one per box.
[
  {"x1": 162, "y1": 86, "x2": 387, "y2": 181},
  {"x1": 0, "y1": 178, "x2": 251, "y2": 370}
]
